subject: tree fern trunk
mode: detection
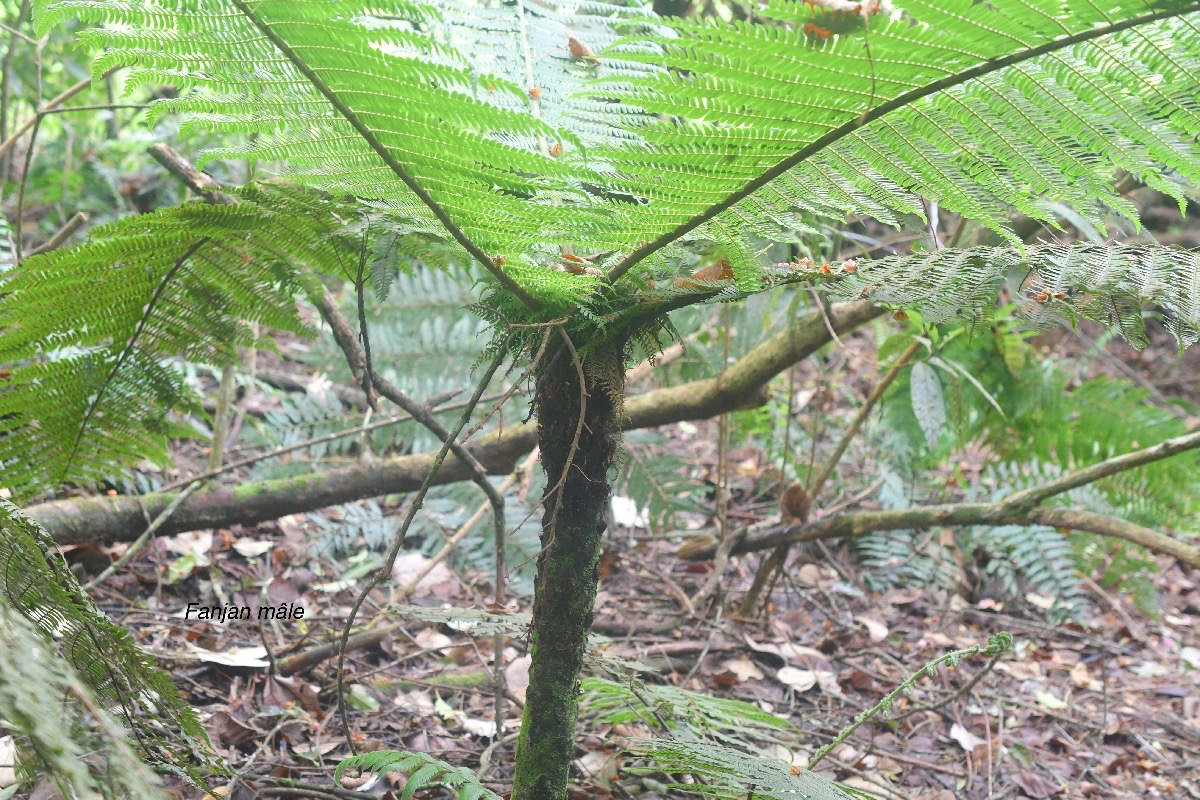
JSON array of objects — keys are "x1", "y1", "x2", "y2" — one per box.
[{"x1": 511, "y1": 340, "x2": 623, "y2": 800}]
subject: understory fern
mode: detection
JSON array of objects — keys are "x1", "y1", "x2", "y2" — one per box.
[
  {"x1": 335, "y1": 750, "x2": 502, "y2": 800},
  {"x1": 621, "y1": 739, "x2": 869, "y2": 800},
  {"x1": 0, "y1": 185, "x2": 353, "y2": 499},
  {"x1": 0, "y1": 501, "x2": 221, "y2": 785},
  {"x1": 861, "y1": 313, "x2": 1199, "y2": 614},
  {"x1": 580, "y1": 676, "x2": 799, "y2": 749}
]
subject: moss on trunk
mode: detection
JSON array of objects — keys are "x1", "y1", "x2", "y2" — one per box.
[{"x1": 511, "y1": 340, "x2": 623, "y2": 800}]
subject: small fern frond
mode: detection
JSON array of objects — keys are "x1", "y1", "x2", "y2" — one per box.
[
  {"x1": 830, "y1": 242, "x2": 1200, "y2": 350},
  {"x1": 581, "y1": 677, "x2": 798, "y2": 749},
  {"x1": 621, "y1": 739, "x2": 870, "y2": 800},
  {"x1": 966, "y1": 522, "x2": 1091, "y2": 620},
  {"x1": 0, "y1": 186, "x2": 352, "y2": 498},
  {"x1": 335, "y1": 750, "x2": 503, "y2": 800},
  {"x1": 0, "y1": 501, "x2": 221, "y2": 785}
]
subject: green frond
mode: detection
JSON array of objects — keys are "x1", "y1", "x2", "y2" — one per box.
[
  {"x1": 0, "y1": 500, "x2": 221, "y2": 785},
  {"x1": 598, "y1": 1, "x2": 1200, "y2": 265},
  {"x1": 38, "y1": 0, "x2": 1200, "y2": 324},
  {"x1": 621, "y1": 739, "x2": 870, "y2": 800},
  {"x1": 830, "y1": 242, "x2": 1200, "y2": 350},
  {"x1": 0, "y1": 186, "x2": 351, "y2": 499},
  {"x1": 335, "y1": 750, "x2": 502, "y2": 800},
  {"x1": 581, "y1": 677, "x2": 798, "y2": 748},
  {"x1": 34, "y1": 0, "x2": 656, "y2": 268}
]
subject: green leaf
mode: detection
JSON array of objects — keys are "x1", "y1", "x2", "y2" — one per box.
[
  {"x1": 909, "y1": 362, "x2": 946, "y2": 451},
  {"x1": 335, "y1": 750, "x2": 503, "y2": 800}
]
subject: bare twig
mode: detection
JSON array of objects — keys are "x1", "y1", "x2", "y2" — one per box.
[
  {"x1": 999, "y1": 429, "x2": 1200, "y2": 511},
  {"x1": 27, "y1": 211, "x2": 88, "y2": 256},
  {"x1": 336, "y1": 336, "x2": 513, "y2": 752},
  {"x1": 679, "y1": 497, "x2": 1200, "y2": 568},
  {"x1": 148, "y1": 143, "x2": 238, "y2": 204},
  {"x1": 0, "y1": 68, "x2": 118, "y2": 161}
]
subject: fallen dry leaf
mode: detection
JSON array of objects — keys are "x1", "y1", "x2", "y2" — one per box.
[
  {"x1": 719, "y1": 657, "x2": 764, "y2": 681},
  {"x1": 949, "y1": 722, "x2": 986, "y2": 753},
  {"x1": 776, "y1": 666, "x2": 817, "y2": 692}
]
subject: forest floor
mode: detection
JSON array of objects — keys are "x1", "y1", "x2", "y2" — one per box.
[
  {"x1": 79, "y1": 507, "x2": 1200, "y2": 800},
  {"x1": 59, "y1": 318, "x2": 1200, "y2": 800}
]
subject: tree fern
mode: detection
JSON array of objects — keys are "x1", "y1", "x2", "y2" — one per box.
[
  {"x1": 34, "y1": 0, "x2": 1200, "y2": 308},
  {"x1": 23, "y1": 2, "x2": 1200, "y2": 797}
]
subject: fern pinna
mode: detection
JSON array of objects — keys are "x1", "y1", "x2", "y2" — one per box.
[{"x1": 11, "y1": 0, "x2": 1200, "y2": 798}]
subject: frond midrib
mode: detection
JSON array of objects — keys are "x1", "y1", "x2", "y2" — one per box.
[{"x1": 606, "y1": 1, "x2": 1200, "y2": 283}]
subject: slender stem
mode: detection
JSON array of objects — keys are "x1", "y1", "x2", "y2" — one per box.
[
  {"x1": 999, "y1": 429, "x2": 1200, "y2": 511},
  {"x1": 0, "y1": 69, "x2": 117, "y2": 161},
  {"x1": 0, "y1": 0, "x2": 32, "y2": 183},
  {"x1": 209, "y1": 363, "x2": 237, "y2": 470},
  {"x1": 807, "y1": 634, "x2": 1011, "y2": 770},
  {"x1": 336, "y1": 337, "x2": 512, "y2": 752},
  {"x1": 740, "y1": 341, "x2": 921, "y2": 616},
  {"x1": 809, "y1": 340, "x2": 922, "y2": 499}
]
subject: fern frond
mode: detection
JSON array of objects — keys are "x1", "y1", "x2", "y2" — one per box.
[
  {"x1": 335, "y1": 750, "x2": 503, "y2": 800},
  {"x1": 831, "y1": 242, "x2": 1200, "y2": 349},
  {"x1": 42, "y1": 0, "x2": 1200, "y2": 317},
  {"x1": 34, "y1": 0, "x2": 655, "y2": 277},
  {"x1": 581, "y1": 677, "x2": 798, "y2": 749},
  {"x1": 0, "y1": 500, "x2": 220, "y2": 785},
  {"x1": 601, "y1": 2, "x2": 1200, "y2": 276},
  {"x1": 622, "y1": 738, "x2": 870, "y2": 800},
  {"x1": 0, "y1": 186, "x2": 351, "y2": 498}
]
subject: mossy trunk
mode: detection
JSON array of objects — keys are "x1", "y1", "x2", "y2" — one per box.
[{"x1": 511, "y1": 340, "x2": 623, "y2": 800}]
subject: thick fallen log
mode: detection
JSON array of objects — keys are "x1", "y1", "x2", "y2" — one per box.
[{"x1": 29, "y1": 301, "x2": 882, "y2": 544}]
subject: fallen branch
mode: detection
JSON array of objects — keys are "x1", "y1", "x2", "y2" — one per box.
[
  {"x1": 28, "y1": 301, "x2": 881, "y2": 543},
  {"x1": 680, "y1": 429, "x2": 1200, "y2": 567},
  {"x1": 678, "y1": 494, "x2": 1200, "y2": 568}
]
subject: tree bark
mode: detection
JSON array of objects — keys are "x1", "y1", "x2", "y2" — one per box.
[{"x1": 511, "y1": 340, "x2": 623, "y2": 800}]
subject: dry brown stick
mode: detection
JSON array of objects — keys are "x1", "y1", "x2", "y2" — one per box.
[
  {"x1": 27, "y1": 211, "x2": 88, "y2": 256},
  {"x1": 275, "y1": 623, "x2": 403, "y2": 676},
  {"x1": 147, "y1": 143, "x2": 238, "y2": 204},
  {"x1": 739, "y1": 340, "x2": 922, "y2": 615}
]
